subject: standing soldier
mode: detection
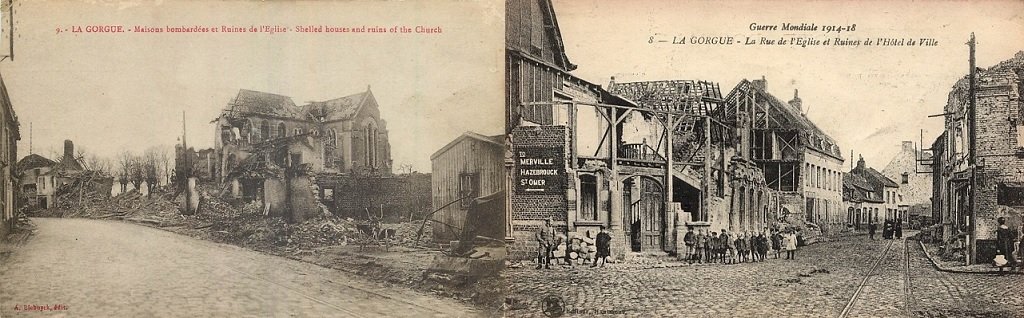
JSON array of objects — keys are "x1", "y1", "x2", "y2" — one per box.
[
  {"x1": 683, "y1": 227, "x2": 696, "y2": 264},
  {"x1": 709, "y1": 232, "x2": 720, "y2": 263},
  {"x1": 535, "y1": 218, "x2": 555, "y2": 269},
  {"x1": 694, "y1": 229, "x2": 706, "y2": 264},
  {"x1": 868, "y1": 221, "x2": 877, "y2": 240},
  {"x1": 722, "y1": 229, "x2": 736, "y2": 264}
]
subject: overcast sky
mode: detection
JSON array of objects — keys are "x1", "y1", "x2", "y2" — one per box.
[
  {"x1": 1, "y1": 1, "x2": 503, "y2": 172},
  {"x1": 552, "y1": 0, "x2": 1024, "y2": 170}
]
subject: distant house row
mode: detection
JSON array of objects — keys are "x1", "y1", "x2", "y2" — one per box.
[{"x1": 15, "y1": 140, "x2": 113, "y2": 210}]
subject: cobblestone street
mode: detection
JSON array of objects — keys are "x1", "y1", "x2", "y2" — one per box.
[
  {"x1": 0, "y1": 218, "x2": 477, "y2": 317},
  {"x1": 504, "y1": 234, "x2": 1024, "y2": 317}
]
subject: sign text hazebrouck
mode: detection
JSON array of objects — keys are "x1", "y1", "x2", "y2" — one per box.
[{"x1": 515, "y1": 146, "x2": 564, "y2": 194}]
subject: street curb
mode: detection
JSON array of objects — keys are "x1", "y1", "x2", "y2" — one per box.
[{"x1": 917, "y1": 240, "x2": 1022, "y2": 275}]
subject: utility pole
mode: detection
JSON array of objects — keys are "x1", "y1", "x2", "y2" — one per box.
[
  {"x1": 182, "y1": 111, "x2": 192, "y2": 214},
  {"x1": 967, "y1": 33, "x2": 977, "y2": 264}
]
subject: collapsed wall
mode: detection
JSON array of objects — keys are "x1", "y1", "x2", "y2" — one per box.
[{"x1": 314, "y1": 173, "x2": 432, "y2": 222}]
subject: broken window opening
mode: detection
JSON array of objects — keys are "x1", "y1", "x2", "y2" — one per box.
[
  {"x1": 459, "y1": 173, "x2": 479, "y2": 208},
  {"x1": 260, "y1": 120, "x2": 270, "y2": 141},
  {"x1": 580, "y1": 174, "x2": 598, "y2": 220},
  {"x1": 997, "y1": 183, "x2": 1024, "y2": 206}
]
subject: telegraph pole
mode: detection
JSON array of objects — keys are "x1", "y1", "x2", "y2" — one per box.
[
  {"x1": 182, "y1": 111, "x2": 192, "y2": 214},
  {"x1": 967, "y1": 33, "x2": 977, "y2": 264}
]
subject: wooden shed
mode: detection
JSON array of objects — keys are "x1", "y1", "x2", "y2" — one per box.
[{"x1": 430, "y1": 132, "x2": 505, "y2": 242}]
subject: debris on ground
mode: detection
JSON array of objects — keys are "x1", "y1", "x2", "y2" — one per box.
[{"x1": 21, "y1": 183, "x2": 507, "y2": 310}]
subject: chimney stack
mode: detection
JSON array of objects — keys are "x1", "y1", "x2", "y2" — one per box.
[
  {"x1": 751, "y1": 75, "x2": 767, "y2": 91},
  {"x1": 856, "y1": 155, "x2": 866, "y2": 170},
  {"x1": 63, "y1": 140, "x2": 75, "y2": 160},
  {"x1": 902, "y1": 141, "x2": 915, "y2": 152},
  {"x1": 789, "y1": 89, "x2": 802, "y2": 113}
]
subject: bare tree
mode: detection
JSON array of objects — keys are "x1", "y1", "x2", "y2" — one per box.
[
  {"x1": 76, "y1": 147, "x2": 112, "y2": 177},
  {"x1": 127, "y1": 154, "x2": 145, "y2": 191},
  {"x1": 117, "y1": 150, "x2": 134, "y2": 193},
  {"x1": 142, "y1": 147, "x2": 162, "y2": 194},
  {"x1": 155, "y1": 146, "x2": 171, "y2": 186}
]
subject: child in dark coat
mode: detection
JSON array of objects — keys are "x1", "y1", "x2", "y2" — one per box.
[
  {"x1": 756, "y1": 232, "x2": 769, "y2": 262},
  {"x1": 593, "y1": 226, "x2": 612, "y2": 268}
]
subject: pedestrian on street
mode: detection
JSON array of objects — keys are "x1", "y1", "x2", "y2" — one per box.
[
  {"x1": 736, "y1": 233, "x2": 749, "y2": 263},
  {"x1": 883, "y1": 219, "x2": 894, "y2": 239},
  {"x1": 771, "y1": 229, "x2": 783, "y2": 259},
  {"x1": 746, "y1": 232, "x2": 755, "y2": 262},
  {"x1": 995, "y1": 217, "x2": 1018, "y2": 272},
  {"x1": 694, "y1": 229, "x2": 706, "y2": 264},
  {"x1": 593, "y1": 225, "x2": 612, "y2": 268},
  {"x1": 783, "y1": 230, "x2": 798, "y2": 260},
  {"x1": 756, "y1": 232, "x2": 769, "y2": 262},
  {"x1": 709, "y1": 232, "x2": 720, "y2": 263},
  {"x1": 535, "y1": 218, "x2": 555, "y2": 269},
  {"x1": 868, "y1": 221, "x2": 877, "y2": 240},
  {"x1": 723, "y1": 229, "x2": 736, "y2": 264},
  {"x1": 683, "y1": 227, "x2": 696, "y2": 264},
  {"x1": 1018, "y1": 226, "x2": 1024, "y2": 272},
  {"x1": 895, "y1": 218, "x2": 903, "y2": 239},
  {"x1": 704, "y1": 230, "x2": 714, "y2": 263}
]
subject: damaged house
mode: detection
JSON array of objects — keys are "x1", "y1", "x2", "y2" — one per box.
[
  {"x1": 213, "y1": 87, "x2": 427, "y2": 222},
  {"x1": 505, "y1": 0, "x2": 792, "y2": 261},
  {"x1": 931, "y1": 51, "x2": 1024, "y2": 264},
  {"x1": 16, "y1": 140, "x2": 113, "y2": 210},
  {"x1": 0, "y1": 71, "x2": 16, "y2": 239},
  {"x1": 215, "y1": 87, "x2": 392, "y2": 181},
  {"x1": 721, "y1": 81, "x2": 846, "y2": 237}
]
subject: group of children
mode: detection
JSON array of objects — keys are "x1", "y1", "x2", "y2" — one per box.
[{"x1": 682, "y1": 228, "x2": 801, "y2": 264}]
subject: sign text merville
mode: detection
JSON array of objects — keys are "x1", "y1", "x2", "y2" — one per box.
[{"x1": 515, "y1": 147, "x2": 564, "y2": 194}]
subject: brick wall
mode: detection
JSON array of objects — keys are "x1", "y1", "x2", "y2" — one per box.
[
  {"x1": 962, "y1": 54, "x2": 1024, "y2": 262},
  {"x1": 316, "y1": 173, "x2": 431, "y2": 222},
  {"x1": 974, "y1": 67, "x2": 1023, "y2": 242},
  {"x1": 509, "y1": 125, "x2": 570, "y2": 259}
]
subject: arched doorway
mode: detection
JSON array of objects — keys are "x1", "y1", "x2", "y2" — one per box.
[{"x1": 623, "y1": 175, "x2": 664, "y2": 253}]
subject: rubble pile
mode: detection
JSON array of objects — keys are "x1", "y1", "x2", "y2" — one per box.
[
  {"x1": 283, "y1": 217, "x2": 360, "y2": 250},
  {"x1": 551, "y1": 233, "x2": 597, "y2": 264},
  {"x1": 31, "y1": 182, "x2": 439, "y2": 253},
  {"x1": 391, "y1": 221, "x2": 434, "y2": 247},
  {"x1": 51, "y1": 171, "x2": 113, "y2": 211}
]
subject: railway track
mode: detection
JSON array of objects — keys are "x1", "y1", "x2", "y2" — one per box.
[
  {"x1": 839, "y1": 238, "x2": 921, "y2": 318},
  {"x1": 903, "y1": 239, "x2": 917, "y2": 317},
  {"x1": 837, "y1": 238, "x2": 902, "y2": 318}
]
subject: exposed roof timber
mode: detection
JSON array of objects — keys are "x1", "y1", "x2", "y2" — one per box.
[{"x1": 538, "y1": 0, "x2": 576, "y2": 71}]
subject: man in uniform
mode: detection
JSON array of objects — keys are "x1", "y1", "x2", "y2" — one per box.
[{"x1": 536, "y1": 218, "x2": 555, "y2": 269}]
